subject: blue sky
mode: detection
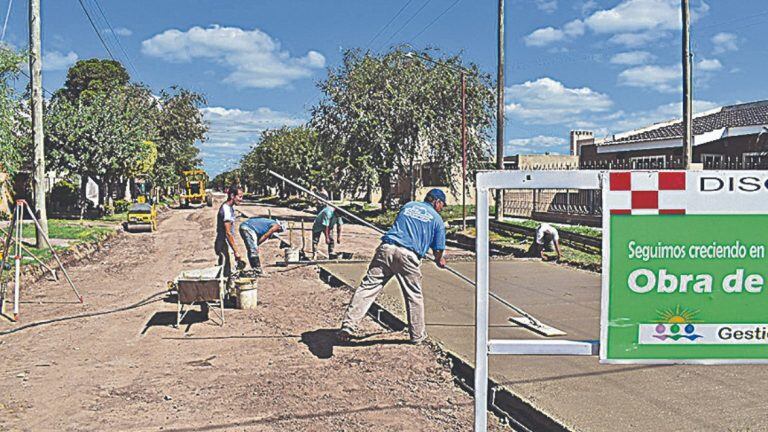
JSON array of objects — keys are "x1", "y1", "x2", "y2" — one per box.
[{"x1": 2, "y1": 0, "x2": 766, "y2": 175}]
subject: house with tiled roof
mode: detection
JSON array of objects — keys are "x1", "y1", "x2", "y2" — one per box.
[{"x1": 575, "y1": 100, "x2": 768, "y2": 169}]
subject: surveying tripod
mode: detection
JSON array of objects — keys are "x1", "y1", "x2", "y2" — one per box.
[{"x1": 0, "y1": 200, "x2": 82, "y2": 322}]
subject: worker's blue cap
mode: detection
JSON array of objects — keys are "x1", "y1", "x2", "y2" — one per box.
[{"x1": 425, "y1": 188, "x2": 446, "y2": 203}]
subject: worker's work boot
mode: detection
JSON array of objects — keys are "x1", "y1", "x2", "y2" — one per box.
[
  {"x1": 249, "y1": 256, "x2": 263, "y2": 275},
  {"x1": 336, "y1": 328, "x2": 353, "y2": 343}
]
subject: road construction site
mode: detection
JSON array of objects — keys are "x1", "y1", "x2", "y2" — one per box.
[
  {"x1": 4, "y1": 196, "x2": 768, "y2": 432},
  {"x1": 0, "y1": 198, "x2": 503, "y2": 432}
]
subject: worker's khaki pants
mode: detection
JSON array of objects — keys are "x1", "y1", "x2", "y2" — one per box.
[{"x1": 341, "y1": 243, "x2": 426, "y2": 342}]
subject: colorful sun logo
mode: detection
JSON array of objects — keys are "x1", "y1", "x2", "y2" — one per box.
[
  {"x1": 652, "y1": 306, "x2": 702, "y2": 341},
  {"x1": 657, "y1": 305, "x2": 699, "y2": 324}
]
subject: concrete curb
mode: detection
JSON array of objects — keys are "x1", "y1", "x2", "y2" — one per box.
[{"x1": 318, "y1": 267, "x2": 571, "y2": 432}]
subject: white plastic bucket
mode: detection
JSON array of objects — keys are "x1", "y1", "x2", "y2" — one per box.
[
  {"x1": 237, "y1": 284, "x2": 258, "y2": 309},
  {"x1": 235, "y1": 278, "x2": 258, "y2": 309},
  {"x1": 284, "y1": 248, "x2": 300, "y2": 262}
]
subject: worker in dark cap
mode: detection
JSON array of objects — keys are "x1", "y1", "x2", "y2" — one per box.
[{"x1": 338, "y1": 188, "x2": 447, "y2": 345}]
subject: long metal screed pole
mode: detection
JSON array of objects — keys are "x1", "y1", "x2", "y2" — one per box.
[{"x1": 267, "y1": 170, "x2": 544, "y2": 327}]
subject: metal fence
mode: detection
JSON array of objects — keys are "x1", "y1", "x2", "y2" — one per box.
[
  {"x1": 503, "y1": 189, "x2": 602, "y2": 218},
  {"x1": 580, "y1": 156, "x2": 768, "y2": 170}
]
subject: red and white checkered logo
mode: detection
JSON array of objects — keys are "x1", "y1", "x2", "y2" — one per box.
[{"x1": 607, "y1": 171, "x2": 687, "y2": 215}]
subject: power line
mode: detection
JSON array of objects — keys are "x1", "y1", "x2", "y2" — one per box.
[
  {"x1": 365, "y1": 0, "x2": 415, "y2": 51},
  {"x1": 1, "y1": 0, "x2": 12, "y2": 41},
  {"x1": 380, "y1": 0, "x2": 433, "y2": 51},
  {"x1": 410, "y1": 0, "x2": 462, "y2": 41},
  {"x1": 19, "y1": 68, "x2": 54, "y2": 97},
  {"x1": 88, "y1": 0, "x2": 140, "y2": 80},
  {"x1": 75, "y1": 0, "x2": 116, "y2": 60}
]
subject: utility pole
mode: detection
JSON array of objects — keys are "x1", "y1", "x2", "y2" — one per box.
[
  {"x1": 29, "y1": 0, "x2": 48, "y2": 247},
  {"x1": 495, "y1": 0, "x2": 505, "y2": 221},
  {"x1": 682, "y1": 0, "x2": 693, "y2": 169}
]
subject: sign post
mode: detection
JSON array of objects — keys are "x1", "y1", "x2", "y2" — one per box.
[{"x1": 601, "y1": 171, "x2": 768, "y2": 364}]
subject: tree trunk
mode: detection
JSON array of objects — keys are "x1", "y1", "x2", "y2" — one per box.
[
  {"x1": 95, "y1": 177, "x2": 105, "y2": 208},
  {"x1": 379, "y1": 173, "x2": 391, "y2": 210},
  {"x1": 79, "y1": 176, "x2": 88, "y2": 220}
]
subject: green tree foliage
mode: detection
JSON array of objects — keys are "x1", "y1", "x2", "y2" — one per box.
[
  {"x1": 57, "y1": 59, "x2": 129, "y2": 102},
  {"x1": 311, "y1": 47, "x2": 494, "y2": 206},
  {"x1": 153, "y1": 87, "x2": 207, "y2": 188},
  {"x1": 44, "y1": 58, "x2": 208, "y2": 208},
  {"x1": 211, "y1": 169, "x2": 241, "y2": 191},
  {"x1": 45, "y1": 85, "x2": 158, "y2": 204},
  {"x1": 240, "y1": 126, "x2": 332, "y2": 196},
  {"x1": 0, "y1": 46, "x2": 27, "y2": 176}
]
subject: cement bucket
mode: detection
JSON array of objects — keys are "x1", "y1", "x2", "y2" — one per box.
[
  {"x1": 284, "y1": 248, "x2": 300, "y2": 262},
  {"x1": 235, "y1": 278, "x2": 258, "y2": 309}
]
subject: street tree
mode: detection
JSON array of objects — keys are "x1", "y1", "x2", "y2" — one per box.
[
  {"x1": 0, "y1": 46, "x2": 27, "y2": 177},
  {"x1": 45, "y1": 84, "x2": 159, "y2": 207},
  {"x1": 57, "y1": 58, "x2": 130, "y2": 102},
  {"x1": 153, "y1": 87, "x2": 207, "y2": 189},
  {"x1": 311, "y1": 47, "x2": 495, "y2": 207},
  {"x1": 239, "y1": 126, "x2": 330, "y2": 197}
]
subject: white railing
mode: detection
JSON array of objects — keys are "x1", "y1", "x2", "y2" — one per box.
[{"x1": 473, "y1": 170, "x2": 602, "y2": 431}]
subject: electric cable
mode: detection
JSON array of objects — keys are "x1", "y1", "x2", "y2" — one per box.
[
  {"x1": 74, "y1": 0, "x2": 116, "y2": 61},
  {"x1": 88, "y1": 0, "x2": 140, "y2": 80},
  {"x1": 380, "y1": 0, "x2": 433, "y2": 50},
  {"x1": 1, "y1": 0, "x2": 12, "y2": 42},
  {"x1": 365, "y1": 0, "x2": 415, "y2": 51},
  {"x1": 0, "y1": 290, "x2": 168, "y2": 336},
  {"x1": 410, "y1": 0, "x2": 462, "y2": 42}
]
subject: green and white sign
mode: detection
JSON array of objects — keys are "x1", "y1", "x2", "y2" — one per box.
[{"x1": 600, "y1": 171, "x2": 768, "y2": 364}]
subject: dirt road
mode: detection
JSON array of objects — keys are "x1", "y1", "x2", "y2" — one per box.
[{"x1": 0, "y1": 201, "x2": 503, "y2": 431}]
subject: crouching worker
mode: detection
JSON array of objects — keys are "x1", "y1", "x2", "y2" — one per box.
[
  {"x1": 238, "y1": 217, "x2": 286, "y2": 274},
  {"x1": 312, "y1": 204, "x2": 343, "y2": 259},
  {"x1": 529, "y1": 222, "x2": 561, "y2": 261},
  {"x1": 338, "y1": 188, "x2": 447, "y2": 345}
]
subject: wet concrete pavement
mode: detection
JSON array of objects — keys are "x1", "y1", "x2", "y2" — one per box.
[{"x1": 322, "y1": 260, "x2": 768, "y2": 432}]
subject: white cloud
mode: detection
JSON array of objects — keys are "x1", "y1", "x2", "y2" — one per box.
[
  {"x1": 505, "y1": 77, "x2": 613, "y2": 124},
  {"x1": 697, "y1": 58, "x2": 722, "y2": 71},
  {"x1": 579, "y1": 0, "x2": 599, "y2": 15},
  {"x1": 618, "y1": 64, "x2": 680, "y2": 92},
  {"x1": 534, "y1": 0, "x2": 558, "y2": 13},
  {"x1": 141, "y1": 25, "x2": 326, "y2": 89},
  {"x1": 563, "y1": 19, "x2": 586, "y2": 37},
  {"x1": 524, "y1": 27, "x2": 565, "y2": 47},
  {"x1": 200, "y1": 106, "x2": 305, "y2": 175},
  {"x1": 202, "y1": 106, "x2": 304, "y2": 145},
  {"x1": 712, "y1": 32, "x2": 738, "y2": 54},
  {"x1": 585, "y1": 0, "x2": 680, "y2": 34},
  {"x1": 609, "y1": 31, "x2": 668, "y2": 47},
  {"x1": 524, "y1": 0, "x2": 709, "y2": 47},
  {"x1": 42, "y1": 50, "x2": 78, "y2": 71},
  {"x1": 506, "y1": 135, "x2": 567, "y2": 154},
  {"x1": 102, "y1": 27, "x2": 133, "y2": 37},
  {"x1": 610, "y1": 51, "x2": 655, "y2": 65},
  {"x1": 608, "y1": 100, "x2": 719, "y2": 133},
  {"x1": 617, "y1": 59, "x2": 721, "y2": 94}
]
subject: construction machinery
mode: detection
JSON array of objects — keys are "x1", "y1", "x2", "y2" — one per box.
[
  {"x1": 125, "y1": 202, "x2": 157, "y2": 233},
  {"x1": 124, "y1": 176, "x2": 158, "y2": 233},
  {"x1": 179, "y1": 169, "x2": 213, "y2": 208}
]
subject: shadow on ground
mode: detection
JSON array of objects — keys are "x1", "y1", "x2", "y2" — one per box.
[
  {"x1": 142, "y1": 310, "x2": 209, "y2": 334},
  {"x1": 301, "y1": 328, "x2": 410, "y2": 359}
]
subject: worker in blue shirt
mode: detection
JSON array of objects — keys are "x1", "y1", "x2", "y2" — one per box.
[
  {"x1": 238, "y1": 217, "x2": 285, "y2": 274},
  {"x1": 339, "y1": 188, "x2": 447, "y2": 345}
]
